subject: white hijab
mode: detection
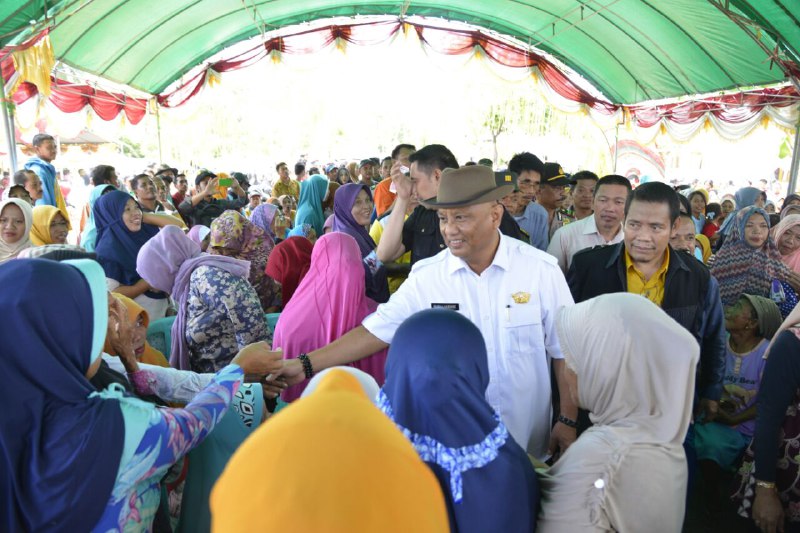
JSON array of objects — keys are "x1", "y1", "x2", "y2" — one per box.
[
  {"x1": 538, "y1": 293, "x2": 699, "y2": 533},
  {"x1": 301, "y1": 367, "x2": 380, "y2": 404},
  {"x1": 0, "y1": 199, "x2": 33, "y2": 263}
]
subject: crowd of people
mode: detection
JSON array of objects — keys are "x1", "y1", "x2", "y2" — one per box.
[{"x1": 4, "y1": 132, "x2": 800, "y2": 532}]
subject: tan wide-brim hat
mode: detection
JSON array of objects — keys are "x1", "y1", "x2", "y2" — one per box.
[{"x1": 419, "y1": 165, "x2": 515, "y2": 210}]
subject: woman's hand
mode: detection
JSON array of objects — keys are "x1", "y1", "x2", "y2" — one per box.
[
  {"x1": 232, "y1": 342, "x2": 283, "y2": 377},
  {"x1": 753, "y1": 485, "x2": 784, "y2": 533}
]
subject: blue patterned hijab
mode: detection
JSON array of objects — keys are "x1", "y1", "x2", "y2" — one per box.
[
  {"x1": 93, "y1": 190, "x2": 159, "y2": 285},
  {"x1": 0, "y1": 259, "x2": 124, "y2": 531},
  {"x1": 379, "y1": 309, "x2": 539, "y2": 533}
]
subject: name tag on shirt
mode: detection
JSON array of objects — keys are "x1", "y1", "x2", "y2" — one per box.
[{"x1": 431, "y1": 303, "x2": 460, "y2": 311}]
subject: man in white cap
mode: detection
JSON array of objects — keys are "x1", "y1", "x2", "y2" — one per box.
[{"x1": 271, "y1": 165, "x2": 577, "y2": 459}]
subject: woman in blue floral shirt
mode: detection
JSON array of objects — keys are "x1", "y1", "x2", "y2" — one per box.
[{"x1": 0, "y1": 258, "x2": 281, "y2": 532}]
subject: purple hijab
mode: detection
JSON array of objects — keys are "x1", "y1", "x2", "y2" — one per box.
[
  {"x1": 332, "y1": 183, "x2": 376, "y2": 257},
  {"x1": 250, "y1": 203, "x2": 279, "y2": 242},
  {"x1": 136, "y1": 226, "x2": 250, "y2": 370},
  {"x1": 187, "y1": 224, "x2": 210, "y2": 246}
]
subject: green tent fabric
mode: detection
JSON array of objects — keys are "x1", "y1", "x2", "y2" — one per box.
[{"x1": 1, "y1": 0, "x2": 799, "y2": 104}]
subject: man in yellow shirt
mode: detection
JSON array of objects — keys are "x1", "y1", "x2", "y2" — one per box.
[
  {"x1": 567, "y1": 182, "x2": 726, "y2": 434},
  {"x1": 271, "y1": 162, "x2": 300, "y2": 201},
  {"x1": 625, "y1": 246, "x2": 669, "y2": 306}
]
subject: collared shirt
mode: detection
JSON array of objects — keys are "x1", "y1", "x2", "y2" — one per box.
[
  {"x1": 272, "y1": 179, "x2": 301, "y2": 201},
  {"x1": 625, "y1": 248, "x2": 670, "y2": 306},
  {"x1": 513, "y1": 202, "x2": 549, "y2": 251},
  {"x1": 547, "y1": 214, "x2": 624, "y2": 273},
  {"x1": 363, "y1": 233, "x2": 574, "y2": 458}
]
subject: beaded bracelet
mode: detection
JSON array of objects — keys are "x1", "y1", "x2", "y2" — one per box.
[{"x1": 298, "y1": 353, "x2": 314, "y2": 379}]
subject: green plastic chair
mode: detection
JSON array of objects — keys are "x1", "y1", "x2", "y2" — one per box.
[
  {"x1": 265, "y1": 312, "x2": 280, "y2": 335},
  {"x1": 147, "y1": 316, "x2": 176, "y2": 358}
]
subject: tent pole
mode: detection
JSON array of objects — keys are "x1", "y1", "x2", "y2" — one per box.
[
  {"x1": 155, "y1": 101, "x2": 163, "y2": 163},
  {"x1": 0, "y1": 77, "x2": 18, "y2": 172},
  {"x1": 788, "y1": 121, "x2": 800, "y2": 196},
  {"x1": 613, "y1": 122, "x2": 620, "y2": 172}
]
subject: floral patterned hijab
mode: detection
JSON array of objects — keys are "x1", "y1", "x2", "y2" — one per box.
[{"x1": 209, "y1": 210, "x2": 278, "y2": 310}]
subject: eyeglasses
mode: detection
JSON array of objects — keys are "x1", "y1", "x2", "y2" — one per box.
[{"x1": 50, "y1": 221, "x2": 69, "y2": 229}]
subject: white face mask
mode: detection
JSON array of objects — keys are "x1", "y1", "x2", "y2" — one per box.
[{"x1": 694, "y1": 247, "x2": 703, "y2": 262}]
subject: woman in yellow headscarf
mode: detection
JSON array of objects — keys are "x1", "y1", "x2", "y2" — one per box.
[
  {"x1": 211, "y1": 369, "x2": 449, "y2": 533},
  {"x1": 103, "y1": 293, "x2": 170, "y2": 368},
  {"x1": 695, "y1": 233, "x2": 712, "y2": 264},
  {"x1": 30, "y1": 205, "x2": 70, "y2": 245}
]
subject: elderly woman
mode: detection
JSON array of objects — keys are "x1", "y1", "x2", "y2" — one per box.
[
  {"x1": 538, "y1": 293, "x2": 699, "y2": 532},
  {"x1": 104, "y1": 294, "x2": 170, "y2": 368},
  {"x1": 711, "y1": 206, "x2": 800, "y2": 316},
  {"x1": 0, "y1": 198, "x2": 33, "y2": 262},
  {"x1": 332, "y1": 183, "x2": 390, "y2": 303},
  {"x1": 208, "y1": 210, "x2": 280, "y2": 312},
  {"x1": 773, "y1": 214, "x2": 800, "y2": 274},
  {"x1": 0, "y1": 258, "x2": 281, "y2": 532},
  {"x1": 137, "y1": 226, "x2": 270, "y2": 373},
  {"x1": 378, "y1": 309, "x2": 539, "y2": 533},
  {"x1": 29, "y1": 205, "x2": 69, "y2": 246}
]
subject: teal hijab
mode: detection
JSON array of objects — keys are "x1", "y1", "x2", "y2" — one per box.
[
  {"x1": 80, "y1": 184, "x2": 115, "y2": 252},
  {"x1": 294, "y1": 174, "x2": 329, "y2": 236}
]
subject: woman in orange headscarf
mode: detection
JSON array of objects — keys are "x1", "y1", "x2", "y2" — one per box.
[
  {"x1": 104, "y1": 293, "x2": 170, "y2": 367},
  {"x1": 211, "y1": 369, "x2": 449, "y2": 533}
]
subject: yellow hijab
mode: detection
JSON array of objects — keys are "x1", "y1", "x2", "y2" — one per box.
[
  {"x1": 211, "y1": 370, "x2": 449, "y2": 533},
  {"x1": 103, "y1": 294, "x2": 170, "y2": 368},
  {"x1": 695, "y1": 234, "x2": 712, "y2": 264},
  {"x1": 29, "y1": 205, "x2": 62, "y2": 246}
]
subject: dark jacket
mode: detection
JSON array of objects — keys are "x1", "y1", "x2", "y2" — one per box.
[
  {"x1": 567, "y1": 242, "x2": 725, "y2": 401},
  {"x1": 178, "y1": 196, "x2": 247, "y2": 228}
]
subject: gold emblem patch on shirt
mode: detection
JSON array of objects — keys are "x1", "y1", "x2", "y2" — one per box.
[{"x1": 512, "y1": 291, "x2": 530, "y2": 304}]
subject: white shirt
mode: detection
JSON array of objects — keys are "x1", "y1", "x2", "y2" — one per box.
[
  {"x1": 102, "y1": 354, "x2": 213, "y2": 403},
  {"x1": 546, "y1": 214, "x2": 624, "y2": 273},
  {"x1": 363, "y1": 233, "x2": 574, "y2": 458}
]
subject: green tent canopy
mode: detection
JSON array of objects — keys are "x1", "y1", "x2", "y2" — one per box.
[{"x1": 1, "y1": 0, "x2": 799, "y2": 105}]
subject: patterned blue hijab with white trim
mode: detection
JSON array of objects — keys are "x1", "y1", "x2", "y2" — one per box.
[{"x1": 379, "y1": 309, "x2": 539, "y2": 533}]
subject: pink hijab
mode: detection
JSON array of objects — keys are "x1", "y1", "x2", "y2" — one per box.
[
  {"x1": 773, "y1": 214, "x2": 800, "y2": 273},
  {"x1": 273, "y1": 232, "x2": 387, "y2": 401}
]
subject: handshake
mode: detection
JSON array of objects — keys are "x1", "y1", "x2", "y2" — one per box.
[{"x1": 231, "y1": 343, "x2": 305, "y2": 398}]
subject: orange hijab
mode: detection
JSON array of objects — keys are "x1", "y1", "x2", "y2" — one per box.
[
  {"x1": 104, "y1": 294, "x2": 170, "y2": 367},
  {"x1": 211, "y1": 370, "x2": 449, "y2": 532}
]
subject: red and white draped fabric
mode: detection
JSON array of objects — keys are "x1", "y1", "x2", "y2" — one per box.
[{"x1": 1, "y1": 19, "x2": 797, "y2": 138}]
